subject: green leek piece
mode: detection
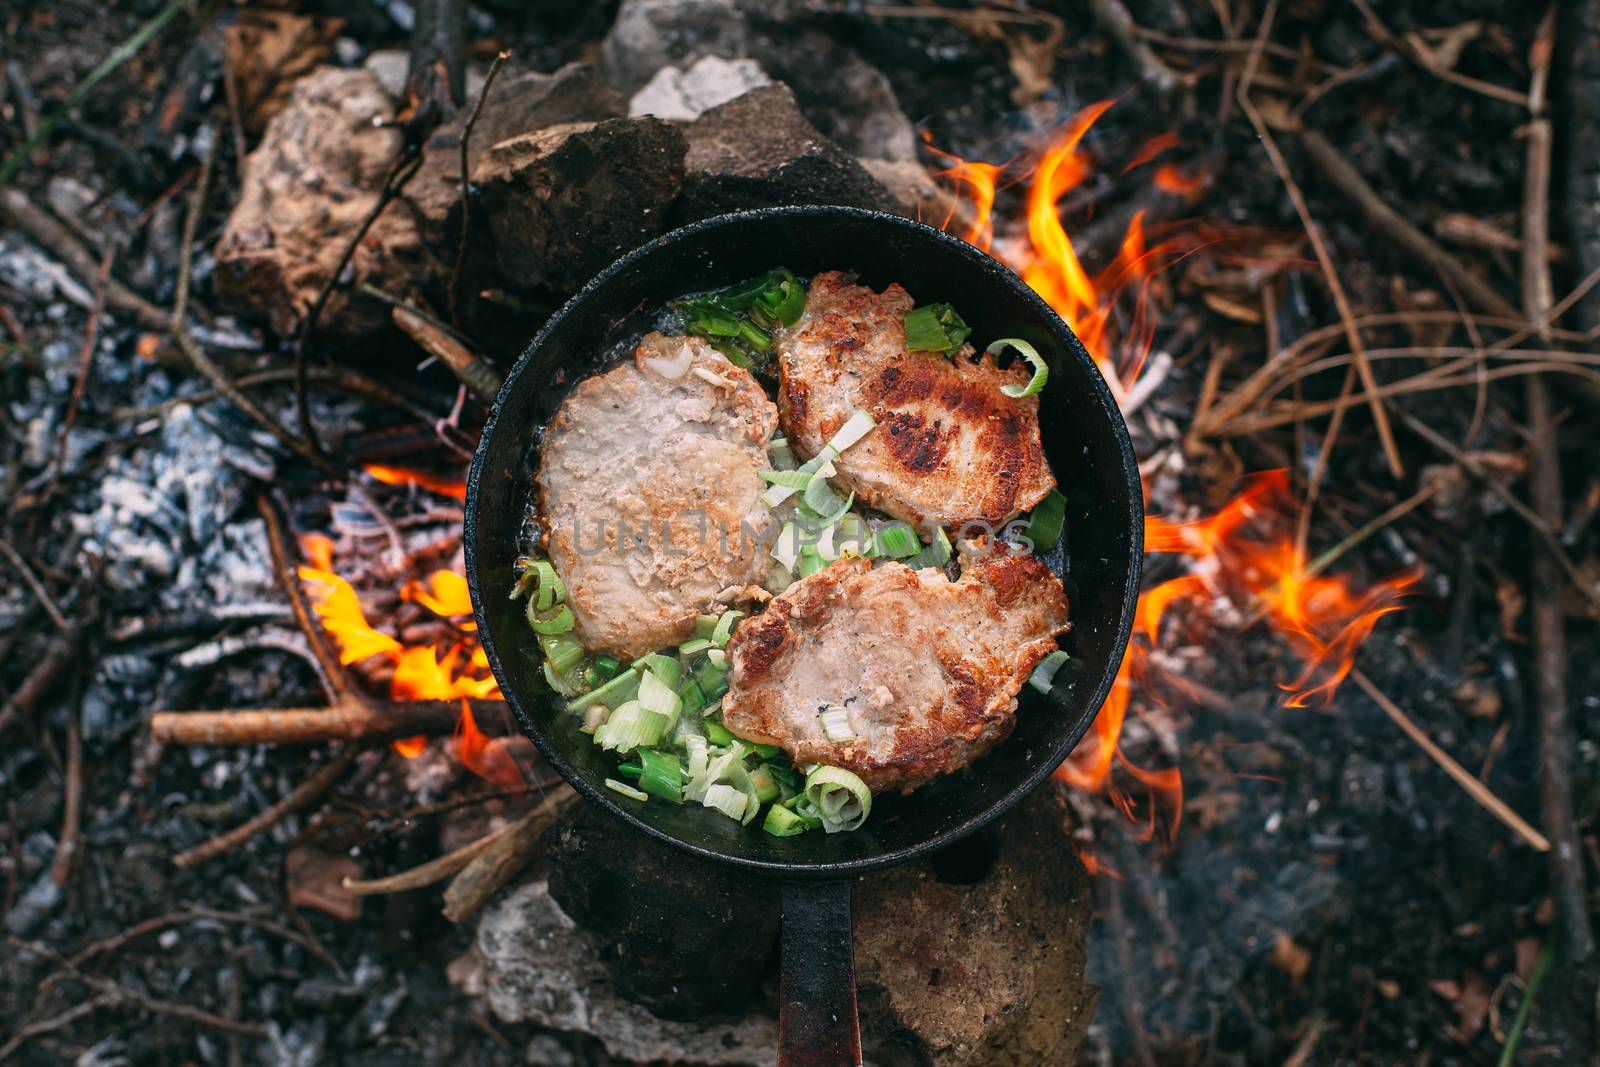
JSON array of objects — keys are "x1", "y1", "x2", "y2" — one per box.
[
  {"x1": 637, "y1": 749, "x2": 684, "y2": 804},
  {"x1": 761, "y1": 448, "x2": 836, "y2": 508},
  {"x1": 596, "y1": 701, "x2": 670, "y2": 752},
  {"x1": 528, "y1": 603, "x2": 575, "y2": 635},
  {"x1": 874, "y1": 523, "x2": 921, "y2": 559},
  {"x1": 542, "y1": 661, "x2": 586, "y2": 697},
  {"x1": 767, "y1": 763, "x2": 801, "y2": 798},
  {"x1": 801, "y1": 470, "x2": 847, "y2": 519},
  {"x1": 638, "y1": 669, "x2": 684, "y2": 726},
  {"x1": 617, "y1": 761, "x2": 642, "y2": 779},
  {"x1": 804, "y1": 765, "x2": 872, "y2": 833},
  {"x1": 826, "y1": 410, "x2": 877, "y2": 453},
  {"x1": 1028, "y1": 650, "x2": 1071, "y2": 694},
  {"x1": 641, "y1": 653, "x2": 681, "y2": 690},
  {"x1": 594, "y1": 655, "x2": 622, "y2": 679},
  {"x1": 567, "y1": 667, "x2": 640, "y2": 711},
  {"x1": 678, "y1": 638, "x2": 713, "y2": 658},
  {"x1": 1023, "y1": 490, "x2": 1067, "y2": 552},
  {"x1": 908, "y1": 525, "x2": 954, "y2": 570},
  {"x1": 763, "y1": 802, "x2": 811, "y2": 836},
  {"x1": 696, "y1": 662, "x2": 729, "y2": 702},
  {"x1": 903, "y1": 303, "x2": 970, "y2": 357},
  {"x1": 771, "y1": 270, "x2": 807, "y2": 325},
  {"x1": 988, "y1": 337, "x2": 1048, "y2": 398},
  {"x1": 759, "y1": 468, "x2": 813, "y2": 489},
  {"x1": 711, "y1": 610, "x2": 744, "y2": 647},
  {"x1": 539, "y1": 632, "x2": 585, "y2": 676},
  {"x1": 694, "y1": 614, "x2": 719, "y2": 640},
  {"x1": 700, "y1": 782, "x2": 749, "y2": 822},
  {"x1": 703, "y1": 721, "x2": 736, "y2": 747},
  {"x1": 605, "y1": 778, "x2": 649, "y2": 802},
  {"x1": 798, "y1": 547, "x2": 826, "y2": 578},
  {"x1": 819, "y1": 706, "x2": 857, "y2": 743},
  {"x1": 749, "y1": 765, "x2": 781, "y2": 804},
  {"x1": 677, "y1": 676, "x2": 707, "y2": 717},
  {"x1": 684, "y1": 734, "x2": 710, "y2": 777}
]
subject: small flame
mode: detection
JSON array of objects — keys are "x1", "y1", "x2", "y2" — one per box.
[
  {"x1": 299, "y1": 555, "x2": 510, "y2": 779},
  {"x1": 1153, "y1": 163, "x2": 1206, "y2": 197},
  {"x1": 363, "y1": 464, "x2": 468, "y2": 502},
  {"x1": 454, "y1": 698, "x2": 525, "y2": 791}
]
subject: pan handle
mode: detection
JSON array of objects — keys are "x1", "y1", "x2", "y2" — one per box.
[{"x1": 778, "y1": 878, "x2": 862, "y2": 1067}]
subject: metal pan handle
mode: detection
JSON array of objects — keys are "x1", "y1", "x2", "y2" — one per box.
[{"x1": 778, "y1": 879, "x2": 862, "y2": 1067}]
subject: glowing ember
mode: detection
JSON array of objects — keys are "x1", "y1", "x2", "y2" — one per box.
[
  {"x1": 362, "y1": 463, "x2": 468, "y2": 502},
  {"x1": 927, "y1": 107, "x2": 1419, "y2": 848}
]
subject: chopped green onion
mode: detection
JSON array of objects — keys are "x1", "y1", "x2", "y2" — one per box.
[
  {"x1": 768, "y1": 437, "x2": 798, "y2": 470},
  {"x1": 528, "y1": 603, "x2": 575, "y2": 635},
  {"x1": 694, "y1": 614, "x2": 719, "y2": 640},
  {"x1": 510, "y1": 558, "x2": 565, "y2": 609},
  {"x1": 700, "y1": 783, "x2": 749, "y2": 822},
  {"x1": 747, "y1": 742, "x2": 782, "y2": 760},
  {"x1": 1022, "y1": 490, "x2": 1067, "y2": 552},
  {"x1": 908, "y1": 525, "x2": 953, "y2": 570},
  {"x1": 771, "y1": 269, "x2": 807, "y2": 325},
  {"x1": 706, "y1": 648, "x2": 728, "y2": 670},
  {"x1": 798, "y1": 546, "x2": 827, "y2": 577},
  {"x1": 806, "y1": 489, "x2": 855, "y2": 529},
  {"x1": 683, "y1": 304, "x2": 742, "y2": 337},
  {"x1": 543, "y1": 660, "x2": 587, "y2": 696},
  {"x1": 616, "y1": 760, "x2": 642, "y2": 778},
  {"x1": 594, "y1": 655, "x2": 622, "y2": 679},
  {"x1": 641, "y1": 653, "x2": 681, "y2": 689},
  {"x1": 567, "y1": 668, "x2": 641, "y2": 711},
  {"x1": 678, "y1": 638, "x2": 713, "y2": 658},
  {"x1": 605, "y1": 778, "x2": 649, "y2": 802},
  {"x1": 903, "y1": 303, "x2": 971, "y2": 357},
  {"x1": 763, "y1": 802, "x2": 811, "y2": 837},
  {"x1": 1028, "y1": 650, "x2": 1071, "y2": 694},
  {"x1": 988, "y1": 337, "x2": 1048, "y2": 398},
  {"x1": 771, "y1": 522, "x2": 802, "y2": 571},
  {"x1": 676, "y1": 676, "x2": 706, "y2": 716},
  {"x1": 696, "y1": 660, "x2": 729, "y2": 701},
  {"x1": 761, "y1": 447, "x2": 837, "y2": 507},
  {"x1": 685, "y1": 734, "x2": 710, "y2": 778},
  {"x1": 637, "y1": 749, "x2": 684, "y2": 804},
  {"x1": 711, "y1": 610, "x2": 743, "y2": 647},
  {"x1": 596, "y1": 701, "x2": 669, "y2": 752},
  {"x1": 638, "y1": 669, "x2": 683, "y2": 726},
  {"x1": 826, "y1": 410, "x2": 876, "y2": 453},
  {"x1": 819, "y1": 706, "x2": 857, "y2": 743},
  {"x1": 767, "y1": 763, "x2": 801, "y2": 798},
  {"x1": 538, "y1": 632, "x2": 585, "y2": 675},
  {"x1": 759, "y1": 468, "x2": 814, "y2": 489},
  {"x1": 835, "y1": 514, "x2": 873, "y2": 557},
  {"x1": 874, "y1": 522, "x2": 921, "y2": 559},
  {"x1": 750, "y1": 765, "x2": 781, "y2": 804},
  {"x1": 804, "y1": 766, "x2": 872, "y2": 833},
  {"x1": 703, "y1": 721, "x2": 736, "y2": 747},
  {"x1": 739, "y1": 319, "x2": 772, "y2": 350},
  {"x1": 802, "y1": 470, "x2": 848, "y2": 519},
  {"x1": 706, "y1": 338, "x2": 752, "y2": 368}
]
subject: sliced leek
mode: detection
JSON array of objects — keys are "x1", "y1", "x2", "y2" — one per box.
[
  {"x1": 804, "y1": 766, "x2": 872, "y2": 833},
  {"x1": 1028, "y1": 649, "x2": 1071, "y2": 694},
  {"x1": 988, "y1": 338, "x2": 1048, "y2": 398}
]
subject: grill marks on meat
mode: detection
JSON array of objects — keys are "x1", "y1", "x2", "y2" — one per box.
[
  {"x1": 722, "y1": 540, "x2": 1070, "y2": 794},
  {"x1": 776, "y1": 272, "x2": 1055, "y2": 530},
  {"x1": 537, "y1": 333, "x2": 777, "y2": 660}
]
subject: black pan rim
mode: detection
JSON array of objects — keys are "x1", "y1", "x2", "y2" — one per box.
[{"x1": 466, "y1": 204, "x2": 1144, "y2": 877}]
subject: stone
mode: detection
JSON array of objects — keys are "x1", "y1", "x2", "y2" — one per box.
[
  {"x1": 854, "y1": 791, "x2": 1098, "y2": 1066},
  {"x1": 464, "y1": 790, "x2": 1094, "y2": 1066},
  {"x1": 400, "y1": 63, "x2": 627, "y2": 248},
  {"x1": 860, "y1": 157, "x2": 944, "y2": 218},
  {"x1": 545, "y1": 804, "x2": 779, "y2": 1019},
  {"x1": 213, "y1": 66, "x2": 419, "y2": 339},
  {"x1": 676, "y1": 84, "x2": 898, "y2": 222},
  {"x1": 603, "y1": 0, "x2": 918, "y2": 161},
  {"x1": 629, "y1": 55, "x2": 771, "y2": 122},
  {"x1": 602, "y1": 0, "x2": 753, "y2": 94},
  {"x1": 457, "y1": 880, "x2": 780, "y2": 1066},
  {"x1": 477, "y1": 116, "x2": 687, "y2": 294}
]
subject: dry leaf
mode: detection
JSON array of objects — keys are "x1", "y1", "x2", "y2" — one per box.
[{"x1": 1496, "y1": 577, "x2": 1526, "y2": 641}]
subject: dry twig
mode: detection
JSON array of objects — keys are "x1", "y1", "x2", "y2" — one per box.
[
  {"x1": 171, "y1": 750, "x2": 355, "y2": 868},
  {"x1": 449, "y1": 49, "x2": 510, "y2": 328},
  {"x1": 441, "y1": 786, "x2": 580, "y2": 922}
]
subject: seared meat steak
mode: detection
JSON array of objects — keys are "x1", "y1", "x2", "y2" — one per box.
[
  {"x1": 722, "y1": 540, "x2": 1070, "y2": 793},
  {"x1": 775, "y1": 271, "x2": 1055, "y2": 530},
  {"x1": 538, "y1": 333, "x2": 778, "y2": 660}
]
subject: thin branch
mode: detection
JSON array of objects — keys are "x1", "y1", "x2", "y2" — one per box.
[
  {"x1": 170, "y1": 750, "x2": 355, "y2": 868},
  {"x1": 0, "y1": 538, "x2": 68, "y2": 632},
  {"x1": 449, "y1": 49, "x2": 510, "y2": 329}
]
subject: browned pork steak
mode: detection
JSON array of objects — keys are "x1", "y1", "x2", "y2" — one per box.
[
  {"x1": 721, "y1": 541, "x2": 1070, "y2": 793},
  {"x1": 775, "y1": 271, "x2": 1055, "y2": 531},
  {"x1": 538, "y1": 333, "x2": 778, "y2": 660}
]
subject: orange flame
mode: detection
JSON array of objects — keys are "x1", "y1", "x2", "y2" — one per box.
[
  {"x1": 454, "y1": 698, "x2": 525, "y2": 791},
  {"x1": 923, "y1": 115, "x2": 1416, "y2": 852},
  {"x1": 363, "y1": 464, "x2": 468, "y2": 502},
  {"x1": 298, "y1": 555, "x2": 511, "y2": 779}
]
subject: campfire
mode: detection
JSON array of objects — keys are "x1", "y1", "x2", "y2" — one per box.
[{"x1": 3, "y1": 1, "x2": 1596, "y2": 1064}]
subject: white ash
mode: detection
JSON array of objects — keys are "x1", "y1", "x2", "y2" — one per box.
[{"x1": 629, "y1": 55, "x2": 770, "y2": 122}]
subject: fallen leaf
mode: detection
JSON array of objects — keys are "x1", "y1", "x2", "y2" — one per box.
[
  {"x1": 287, "y1": 845, "x2": 364, "y2": 921},
  {"x1": 224, "y1": 9, "x2": 344, "y2": 134},
  {"x1": 1270, "y1": 932, "x2": 1312, "y2": 984},
  {"x1": 1496, "y1": 577, "x2": 1526, "y2": 642}
]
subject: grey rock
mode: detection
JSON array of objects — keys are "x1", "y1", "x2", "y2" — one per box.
[
  {"x1": 546, "y1": 803, "x2": 778, "y2": 1018},
  {"x1": 5, "y1": 870, "x2": 63, "y2": 936},
  {"x1": 362, "y1": 49, "x2": 409, "y2": 101},
  {"x1": 602, "y1": 0, "x2": 753, "y2": 94},
  {"x1": 460, "y1": 880, "x2": 779, "y2": 1065},
  {"x1": 603, "y1": 0, "x2": 917, "y2": 161},
  {"x1": 630, "y1": 55, "x2": 771, "y2": 122},
  {"x1": 479, "y1": 117, "x2": 687, "y2": 293},
  {"x1": 676, "y1": 84, "x2": 898, "y2": 221}
]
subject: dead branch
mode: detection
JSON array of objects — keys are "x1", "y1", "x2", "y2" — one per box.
[
  {"x1": 1521, "y1": 10, "x2": 1594, "y2": 964},
  {"x1": 0, "y1": 189, "x2": 167, "y2": 330},
  {"x1": 1349, "y1": 670, "x2": 1549, "y2": 852},
  {"x1": 41, "y1": 245, "x2": 113, "y2": 507},
  {"x1": 342, "y1": 815, "x2": 524, "y2": 897},
  {"x1": 49, "y1": 694, "x2": 82, "y2": 884},
  {"x1": 258, "y1": 490, "x2": 353, "y2": 695},
  {"x1": 0, "y1": 537, "x2": 68, "y2": 632},
  {"x1": 1088, "y1": 0, "x2": 1184, "y2": 97},
  {"x1": 148, "y1": 695, "x2": 506, "y2": 746},
  {"x1": 442, "y1": 786, "x2": 580, "y2": 923},
  {"x1": 171, "y1": 750, "x2": 355, "y2": 868},
  {"x1": 392, "y1": 305, "x2": 501, "y2": 400},
  {"x1": 0, "y1": 994, "x2": 119, "y2": 1062},
  {"x1": 0, "y1": 624, "x2": 85, "y2": 740},
  {"x1": 449, "y1": 49, "x2": 510, "y2": 328}
]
